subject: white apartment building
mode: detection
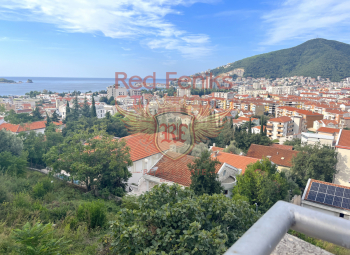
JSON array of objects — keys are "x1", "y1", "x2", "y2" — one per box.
[
  {"x1": 266, "y1": 116, "x2": 294, "y2": 140},
  {"x1": 107, "y1": 85, "x2": 128, "y2": 99},
  {"x1": 177, "y1": 88, "x2": 191, "y2": 97}
]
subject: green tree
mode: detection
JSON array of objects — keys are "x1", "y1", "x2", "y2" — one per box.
[
  {"x1": 32, "y1": 106, "x2": 43, "y2": 121},
  {"x1": 110, "y1": 184, "x2": 260, "y2": 255},
  {"x1": 71, "y1": 95, "x2": 80, "y2": 121},
  {"x1": 99, "y1": 97, "x2": 108, "y2": 103},
  {"x1": 283, "y1": 138, "x2": 301, "y2": 148},
  {"x1": 260, "y1": 116, "x2": 264, "y2": 135},
  {"x1": 232, "y1": 158, "x2": 298, "y2": 213},
  {"x1": 81, "y1": 97, "x2": 90, "y2": 118},
  {"x1": 12, "y1": 222, "x2": 69, "y2": 255},
  {"x1": 64, "y1": 101, "x2": 71, "y2": 123},
  {"x1": 45, "y1": 129, "x2": 132, "y2": 195},
  {"x1": 51, "y1": 110, "x2": 59, "y2": 122},
  {"x1": 0, "y1": 151, "x2": 27, "y2": 176},
  {"x1": 107, "y1": 96, "x2": 114, "y2": 105},
  {"x1": 91, "y1": 97, "x2": 97, "y2": 118},
  {"x1": 248, "y1": 117, "x2": 252, "y2": 135},
  {"x1": 223, "y1": 141, "x2": 243, "y2": 155},
  {"x1": 20, "y1": 131, "x2": 46, "y2": 167},
  {"x1": 0, "y1": 129, "x2": 23, "y2": 156},
  {"x1": 189, "y1": 150, "x2": 223, "y2": 196},
  {"x1": 4, "y1": 110, "x2": 34, "y2": 124},
  {"x1": 45, "y1": 113, "x2": 51, "y2": 127},
  {"x1": 290, "y1": 144, "x2": 338, "y2": 189},
  {"x1": 191, "y1": 142, "x2": 208, "y2": 157}
]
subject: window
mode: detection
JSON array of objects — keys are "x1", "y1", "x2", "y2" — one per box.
[
  {"x1": 224, "y1": 190, "x2": 228, "y2": 195},
  {"x1": 340, "y1": 213, "x2": 345, "y2": 218}
]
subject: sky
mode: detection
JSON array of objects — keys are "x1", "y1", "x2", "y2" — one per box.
[{"x1": 1, "y1": 0, "x2": 350, "y2": 78}]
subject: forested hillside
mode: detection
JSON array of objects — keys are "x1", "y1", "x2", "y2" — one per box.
[{"x1": 210, "y1": 39, "x2": 350, "y2": 81}]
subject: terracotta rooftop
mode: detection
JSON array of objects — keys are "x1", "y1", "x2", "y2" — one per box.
[
  {"x1": 269, "y1": 116, "x2": 292, "y2": 123},
  {"x1": 246, "y1": 144, "x2": 299, "y2": 167},
  {"x1": 121, "y1": 133, "x2": 160, "y2": 162},
  {"x1": 147, "y1": 151, "x2": 222, "y2": 187},
  {"x1": 336, "y1": 129, "x2": 350, "y2": 149},
  {"x1": 271, "y1": 144, "x2": 294, "y2": 150},
  {"x1": 0, "y1": 121, "x2": 62, "y2": 133},
  {"x1": 317, "y1": 127, "x2": 340, "y2": 134},
  {"x1": 211, "y1": 151, "x2": 259, "y2": 174}
]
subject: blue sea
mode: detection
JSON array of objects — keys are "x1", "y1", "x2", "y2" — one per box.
[{"x1": 0, "y1": 77, "x2": 168, "y2": 96}]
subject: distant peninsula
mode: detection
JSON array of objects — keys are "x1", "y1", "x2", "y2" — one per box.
[
  {"x1": 0, "y1": 78, "x2": 34, "y2": 84},
  {"x1": 0, "y1": 78, "x2": 16, "y2": 83}
]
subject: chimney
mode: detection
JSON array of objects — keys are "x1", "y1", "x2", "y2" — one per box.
[{"x1": 213, "y1": 143, "x2": 216, "y2": 147}]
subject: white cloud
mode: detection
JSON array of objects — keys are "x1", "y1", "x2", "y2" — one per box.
[
  {"x1": 0, "y1": 0, "x2": 214, "y2": 58},
  {"x1": 121, "y1": 47, "x2": 131, "y2": 51},
  {"x1": 262, "y1": 0, "x2": 350, "y2": 45}
]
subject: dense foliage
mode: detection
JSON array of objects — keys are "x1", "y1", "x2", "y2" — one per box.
[
  {"x1": 45, "y1": 129, "x2": 132, "y2": 196},
  {"x1": 189, "y1": 150, "x2": 223, "y2": 196},
  {"x1": 234, "y1": 126, "x2": 272, "y2": 153},
  {"x1": 291, "y1": 143, "x2": 338, "y2": 189},
  {"x1": 110, "y1": 184, "x2": 260, "y2": 254},
  {"x1": 210, "y1": 38, "x2": 350, "y2": 81},
  {"x1": 232, "y1": 158, "x2": 300, "y2": 213},
  {"x1": 0, "y1": 171, "x2": 119, "y2": 254}
]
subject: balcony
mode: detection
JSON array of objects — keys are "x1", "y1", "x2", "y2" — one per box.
[
  {"x1": 266, "y1": 127, "x2": 273, "y2": 131},
  {"x1": 277, "y1": 133, "x2": 283, "y2": 137},
  {"x1": 277, "y1": 124, "x2": 284, "y2": 128},
  {"x1": 224, "y1": 201, "x2": 350, "y2": 255},
  {"x1": 277, "y1": 129, "x2": 283, "y2": 132}
]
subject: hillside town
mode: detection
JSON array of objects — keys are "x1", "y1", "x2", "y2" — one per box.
[{"x1": 2, "y1": 74, "x2": 350, "y2": 254}]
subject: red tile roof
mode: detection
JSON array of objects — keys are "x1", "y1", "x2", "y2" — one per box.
[
  {"x1": 0, "y1": 121, "x2": 62, "y2": 133},
  {"x1": 317, "y1": 127, "x2": 340, "y2": 134},
  {"x1": 247, "y1": 144, "x2": 299, "y2": 167},
  {"x1": 147, "y1": 151, "x2": 223, "y2": 187},
  {"x1": 121, "y1": 133, "x2": 161, "y2": 162},
  {"x1": 271, "y1": 144, "x2": 293, "y2": 150},
  {"x1": 336, "y1": 129, "x2": 350, "y2": 149},
  {"x1": 211, "y1": 152, "x2": 260, "y2": 174},
  {"x1": 269, "y1": 116, "x2": 292, "y2": 123}
]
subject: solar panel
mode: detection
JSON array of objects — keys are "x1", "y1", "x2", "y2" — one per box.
[
  {"x1": 335, "y1": 187, "x2": 344, "y2": 197},
  {"x1": 310, "y1": 182, "x2": 319, "y2": 191},
  {"x1": 326, "y1": 186, "x2": 335, "y2": 195},
  {"x1": 306, "y1": 181, "x2": 350, "y2": 211}
]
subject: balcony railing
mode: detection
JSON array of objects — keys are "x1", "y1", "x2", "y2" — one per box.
[{"x1": 224, "y1": 201, "x2": 350, "y2": 255}]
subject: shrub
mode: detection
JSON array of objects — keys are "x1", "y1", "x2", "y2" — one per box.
[
  {"x1": 76, "y1": 201, "x2": 107, "y2": 229},
  {"x1": 0, "y1": 186, "x2": 8, "y2": 203},
  {"x1": 12, "y1": 222, "x2": 69, "y2": 255},
  {"x1": 32, "y1": 179, "x2": 54, "y2": 199},
  {"x1": 13, "y1": 193, "x2": 32, "y2": 208}
]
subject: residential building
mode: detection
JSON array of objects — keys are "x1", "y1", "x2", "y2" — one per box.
[
  {"x1": 266, "y1": 116, "x2": 294, "y2": 140},
  {"x1": 0, "y1": 121, "x2": 63, "y2": 134},
  {"x1": 301, "y1": 132, "x2": 335, "y2": 147},
  {"x1": 334, "y1": 129, "x2": 350, "y2": 187},
  {"x1": 301, "y1": 179, "x2": 350, "y2": 220},
  {"x1": 276, "y1": 106, "x2": 323, "y2": 129},
  {"x1": 246, "y1": 144, "x2": 299, "y2": 171},
  {"x1": 177, "y1": 88, "x2": 191, "y2": 97},
  {"x1": 313, "y1": 119, "x2": 339, "y2": 130},
  {"x1": 107, "y1": 85, "x2": 127, "y2": 99},
  {"x1": 141, "y1": 151, "x2": 259, "y2": 197},
  {"x1": 121, "y1": 133, "x2": 164, "y2": 186}
]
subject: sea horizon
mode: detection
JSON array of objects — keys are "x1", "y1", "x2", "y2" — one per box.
[{"x1": 0, "y1": 76, "x2": 169, "y2": 96}]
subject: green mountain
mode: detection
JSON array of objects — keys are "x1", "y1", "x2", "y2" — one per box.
[{"x1": 210, "y1": 39, "x2": 350, "y2": 82}]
